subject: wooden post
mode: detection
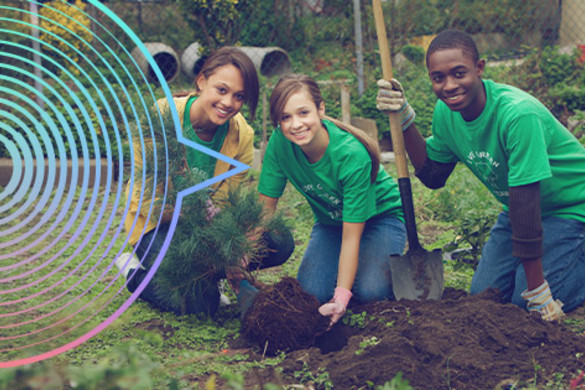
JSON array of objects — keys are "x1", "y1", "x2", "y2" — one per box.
[
  {"x1": 29, "y1": 1, "x2": 44, "y2": 111},
  {"x1": 341, "y1": 84, "x2": 351, "y2": 124},
  {"x1": 261, "y1": 89, "x2": 268, "y2": 164},
  {"x1": 316, "y1": 79, "x2": 352, "y2": 124}
]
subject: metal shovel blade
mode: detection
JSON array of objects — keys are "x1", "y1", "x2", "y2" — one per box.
[{"x1": 390, "y1": 247, "x2": 444, "y2": 301}]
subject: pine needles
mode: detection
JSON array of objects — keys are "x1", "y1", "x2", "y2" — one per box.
[
  {"x1": 134, "y1": 102, "x2": 288, "y2": 314},
  {"x1": 155, "y1": 185, "x2": 289, "y2": 315}
]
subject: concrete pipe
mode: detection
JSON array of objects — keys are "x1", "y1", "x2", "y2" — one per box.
[
  {"x1": 237, "y1": 47, "x2": 292, "y2": 77},
  {"x1": 180, "y1": 42, "x2": 208, "y2": 81},
  {"x1": 131, "y1": 42, "x2": 180, "y2": 84}
]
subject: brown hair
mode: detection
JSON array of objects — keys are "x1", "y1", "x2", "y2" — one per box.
[
  {"x1": 269, "y1": 74, "x2": 381, "y2": 182},
  {"x1": 176, "y1": 47, "x2": 260, "y2": 120}
]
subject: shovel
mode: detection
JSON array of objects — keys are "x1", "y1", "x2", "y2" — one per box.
[{"x1": 372, "y1": 0, "x2": 444, "y2": 300}]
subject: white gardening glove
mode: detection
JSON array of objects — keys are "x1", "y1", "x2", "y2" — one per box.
[
  {"x1": 114, "y1": 252, "x2": 144, "y2": 279},
  {"x1": 521, "y1": 280, "x2": 565, "y2": 322},
  {"x1": 318, "y1": 286, "x2": 352, "y2": 330},
  {"x1": 376, "y1": 78, "x2": 416, "y2": 131}
]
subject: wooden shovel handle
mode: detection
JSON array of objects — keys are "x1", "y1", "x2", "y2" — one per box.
[
  {"x1": 372, "y1": 0, "x2": 421, "y2": 249},
  {"x1": 372, "y1": 0, "x2": 409, "y2": 180}
]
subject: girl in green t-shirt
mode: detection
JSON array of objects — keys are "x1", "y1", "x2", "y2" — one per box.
[
  {"x1": 258, "y1": 74, "x2": 406, "y2": 329},
  {"x1": 117, "y1": 47, "x2": 294, "y2": 316}
]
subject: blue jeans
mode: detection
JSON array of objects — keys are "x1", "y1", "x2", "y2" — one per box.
[
  {"x1": 297, "y1": 215, "x2": 406, "y2": 304},
  {"x1": 470, "y1": 211, "x2": 585, "y2": 312},
  {"x1": 127, "y1": 223, "x2": 295, "y2": 316}
]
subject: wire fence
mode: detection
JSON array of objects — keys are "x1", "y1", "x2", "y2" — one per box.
[
  {"x1": 97, "y1": 0, "x2": 585, "y2": 85},
  {"x1": 4, "y1": 1, "x2": 585, "y2": 86}
]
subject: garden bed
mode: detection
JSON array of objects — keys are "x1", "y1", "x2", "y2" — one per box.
[{"x1": 234, "y1": 280, "x2": 585, "y2": 389}]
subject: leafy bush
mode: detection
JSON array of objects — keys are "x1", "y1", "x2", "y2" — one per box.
[
  {"x1": 378, "y1": 0, "x2": 557, "y2": 49},
  {"x1": 176, "y1": 0, "x2": 239, "y2": 48},
  {"x1": 401, "y1": 45, "x2": 425, "y2": 66},
  {"x1": 484, "y1": 45, "x2": 585, "y2": 122},
  {"x1": 0, "y1": 343, "x2": 165, "y2": 389},
  {"x1": 39, "y1": 0, "x2": 93, "y2": 77},
  {"x1": 570, "y1": 110, "x2": 585, "y2": 145},
  {"x1": 351, "y1": 59, "x2": 435, "y2": 139},
  {"x1": 238, "y1": 2, "x2": 300, "y2": 49},
  {"x1": 391, "y1": 0, "x2": 441, "y2": 37},
  {"x1": 433, "y1": 165, "x2": 500, "y2": 265},
  {"x1": 176, "y1": 0, "x2": 304, "y2": 51}
]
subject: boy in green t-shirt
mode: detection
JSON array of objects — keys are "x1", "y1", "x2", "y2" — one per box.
[{"x1": 376, "y1": 29, "x2": 585, "y2": 322}]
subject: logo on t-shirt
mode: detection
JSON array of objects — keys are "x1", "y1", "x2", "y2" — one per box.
[
  {"x1": 190, "y1": 166, "x2": 210, "y2": 182},
  {"x1": 303, "y1": 183, "x2": 343, "y2": 220},
  {"x1": 465, "y1": 150, "x2": 508, "y2": 198}
]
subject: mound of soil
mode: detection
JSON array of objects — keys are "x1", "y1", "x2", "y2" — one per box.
[
  {"x1": 236, "y1": 280, "x2": 585, "y2": 389},
  {"x1": 241, "y1": 277, "x2": 330, "y2": 356}
]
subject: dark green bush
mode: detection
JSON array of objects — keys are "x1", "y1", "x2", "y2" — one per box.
[
  {"x1": 485, "y1": 46, "x2": 585, "y2": 121},
  {"x1": 401, "y1": 45, "x2": 425, "y2": 66}
]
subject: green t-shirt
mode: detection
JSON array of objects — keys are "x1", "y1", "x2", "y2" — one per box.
[
  {"x1": 183, "y1": 96, "x2": 229, "y2": 181},
  {"x1": 258, "y1": 119, "x2": 403, "y2": 226},
  {"x1": 427, "y1": 79, "x2": 585, "y2": 222}
]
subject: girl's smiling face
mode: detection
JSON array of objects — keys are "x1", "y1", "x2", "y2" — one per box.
[
  {"x1": 279, "y1": 88, "x2": 325, "y2": 148},
  {"x1": 195, "y1": 64, "x2": 245, "y2": 129},
  {"x1": 427, "y1": 48, "x2": 486, "y2": 121}
]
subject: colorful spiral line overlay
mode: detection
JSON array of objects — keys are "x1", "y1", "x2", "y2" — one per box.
[{"x1": 0, "y1": 0, "x2": 248, "y2": 367}]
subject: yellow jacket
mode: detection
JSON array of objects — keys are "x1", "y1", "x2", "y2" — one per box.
[{"x1": 124, "y1": 92, "x2": 255, "y2": 246}]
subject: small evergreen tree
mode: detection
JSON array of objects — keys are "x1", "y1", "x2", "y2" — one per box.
[{"x1": 133, "y1": 103, "x2": 288, "y2": 314}]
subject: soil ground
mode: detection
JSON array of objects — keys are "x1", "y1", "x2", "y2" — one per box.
[{"x1": 234, "y1": 279, "x2": 585, "y2": 390}]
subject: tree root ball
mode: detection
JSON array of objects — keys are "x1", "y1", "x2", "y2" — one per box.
[{"x1": 241, "y1": 277, "x2": 329, "y2": 356}]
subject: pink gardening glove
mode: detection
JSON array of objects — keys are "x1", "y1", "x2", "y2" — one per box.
[
  {"x1": 205, "y1": 199, "x2": 221, "y2": 221},
  {"x1": 318, "y1": 286, "x2": 353, "y2": 330}
]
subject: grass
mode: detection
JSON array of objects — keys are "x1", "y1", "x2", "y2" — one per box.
[{"x1": 2, "y1": 161, "x2": 585, "y2": 389}]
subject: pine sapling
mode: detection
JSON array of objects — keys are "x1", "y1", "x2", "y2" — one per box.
[{"x1": 132, "y1": 102, "x2": 288, "y2": 314}]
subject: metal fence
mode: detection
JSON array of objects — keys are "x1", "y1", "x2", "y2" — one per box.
[
  {"x1": 4, "y1": 1, "x2": 585, "y2": 86},
  {"x1": 97, "y1": 0, "x2": 585, "y2": 85}
]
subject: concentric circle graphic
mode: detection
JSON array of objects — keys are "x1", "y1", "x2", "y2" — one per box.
[{"x1": 0, "y1": 0, "x2": 249, "y2": 367}]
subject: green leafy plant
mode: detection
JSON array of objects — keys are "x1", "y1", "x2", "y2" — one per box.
[
  {"x1": 294, "y1": 362, "x2": 333, "y2": 390},
  {"x1": 445, "y1": 207, "x2": 499, "y2": 268},
  {"x1": 371, "y1": 372, "x2": 414, "y2": 390},
  {"x1": 356, "y1": 336, "x2": 381, "y2": 355},
  {"x1": 342, "y1": 310, "x2": 368, "y2": 329}
]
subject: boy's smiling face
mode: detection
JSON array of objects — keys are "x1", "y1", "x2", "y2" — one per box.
[{"x1": 427, "y1": 48, "x2": 486, "y2": 121}]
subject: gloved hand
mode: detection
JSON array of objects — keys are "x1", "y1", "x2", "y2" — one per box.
[
  {"x1": 205, "y1": 198, "x2": 221, "y2": 221},
  {"x1": 237, "y1": 279, "x2": 259, "y2": 320},
  {"x1": 376, "y1": 78, "x2": 416, "y2": 131},
  {"x1": 226, "y1": 266, "x2": 245, "y2": 294},
  {"x1": 521, "y1": 280, "x2": 565, "y2": 322},
  {"x1": 318, "y1": 286, "x2": 352, "y2": 330}
]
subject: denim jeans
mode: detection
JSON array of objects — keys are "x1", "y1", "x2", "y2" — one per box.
[
  {"x1": 297, "y1": 215, "x2": 406, "y2": 304},
  {"x1": 470, "y1": 211, "x2": 585, "y2": 312},
  {"x1": 127, "y1": 223, "x2": 295, "y2": 316}
]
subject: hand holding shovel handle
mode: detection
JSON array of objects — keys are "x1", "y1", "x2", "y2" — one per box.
[{"x1": 372, "y1": 0, "x2": 444, "y2": 300}]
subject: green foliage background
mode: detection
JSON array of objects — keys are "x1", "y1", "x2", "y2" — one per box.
[{"x1": 2, "y1": 0, "x2": 584, "y2": 158}]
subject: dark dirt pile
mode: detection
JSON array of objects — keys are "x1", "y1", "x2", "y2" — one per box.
[
  {"x1": 236, "y1": 282, "x2": 585, "y2": 389},
  {"x1": 241, "y1": 277, "x2": 330, "y2": 356}
]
